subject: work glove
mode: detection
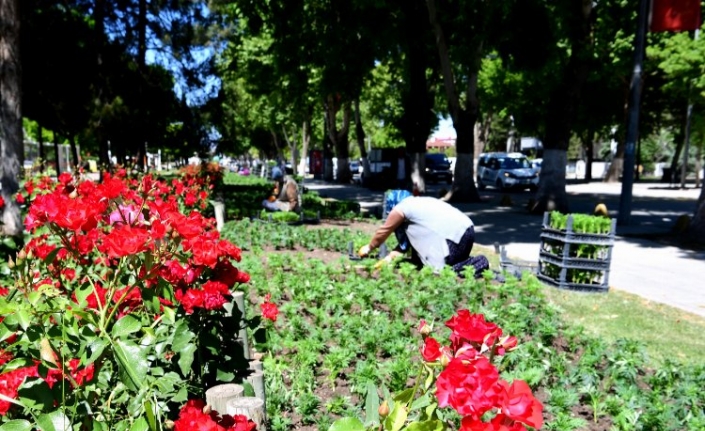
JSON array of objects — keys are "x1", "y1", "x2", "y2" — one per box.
[
  {"x1": 374, "y1": 255, "x2": 394, "y2": 270},
  {"x1": 358, "y1": 244, "x2": 372, "y2": 258}
]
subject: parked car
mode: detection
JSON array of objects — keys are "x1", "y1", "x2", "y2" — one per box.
[
  {"x1": 476, "y1": 152, "x2": 539, "y2": 191},
  {"x1": 349, "y1": 160, "x2": 362, "y2": 183},
  {"x1": 424, "y1": 153, "x2": 453, "y2": 184}
]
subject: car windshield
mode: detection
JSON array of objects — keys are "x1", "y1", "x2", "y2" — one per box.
[
  {"x1": 427, "y1": 154, "x2": 449, "y2": 164},
  {"x1": 500, "y1": 158, "x2": 530, "y2": 169}
]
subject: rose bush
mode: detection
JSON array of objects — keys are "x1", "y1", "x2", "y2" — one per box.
[
  {"x1": 0, "y1": 168, "x2": 255, "y2": 430},
  {"x1": 330, "y1": 310, "x2": 543, "y2": 431}
]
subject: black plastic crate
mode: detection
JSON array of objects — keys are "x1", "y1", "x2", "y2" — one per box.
[{"x1": 537, "y1": 212, "x2": 616, "y2": 292}]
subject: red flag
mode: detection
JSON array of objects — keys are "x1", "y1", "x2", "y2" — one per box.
[{"x1": 650, "y1": 0, "x2": 701, "y2": 32}]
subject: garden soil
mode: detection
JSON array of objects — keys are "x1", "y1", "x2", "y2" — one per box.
[{"x1": 254, "y1": 221, "x2": 619, "y2": 431}]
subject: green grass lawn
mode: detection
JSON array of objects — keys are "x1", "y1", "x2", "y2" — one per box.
[
  {"x1": 542, "y1": 286, "x2": 705, "y2": 366},
  {"x1": 477, "y1": 242, "x2": 705, "y2": 367}
]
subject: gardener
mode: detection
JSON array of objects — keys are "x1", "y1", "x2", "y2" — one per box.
[
  {"x1": 262, "y1": 166, "x2": 300, "y2": 212},
  {"x1": 358, "y1": 193, "x2": 489, "y2": 277}
]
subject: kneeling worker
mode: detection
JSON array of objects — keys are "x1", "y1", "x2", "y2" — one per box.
[
  {"x1": 262, "y1": 167, "x2": 300, "y2": 213},
  {"x1": 358, "y1": 194, "x2": 488, "y2": 276}
]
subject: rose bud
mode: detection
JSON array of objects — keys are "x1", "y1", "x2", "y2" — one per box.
[
  {"x1": 417, "y1": 319, "x2": 432, "y2": 336},
  {"x1": 378, "y1": 400, "x2": 390, "y2": 418}
]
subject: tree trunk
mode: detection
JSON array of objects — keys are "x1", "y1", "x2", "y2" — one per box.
[
  {"x1": 353, "y1": 98, "x2": 370, "y2": 181},
  {"x1": 474, "y1": 114, "x2": 491, "y2": 160},
  {"x1": 298, "y1": 119, "x2": 310, "y2": 175},
  {"x1": 69, "y1": 135, "x2": 79, "y2": 170},
  {"x1": 281, "y1": 126, "x2": 297, "y2": 176},
  {"x1": 38, "y1": 123, "x2": 45, "y2": 172},
  {"x1": 398, "y1": 0, "x2": 434, "y2": 193},
  {"x1": 425, "y1": 0, "x2": 480, "y2": 202},
  {"x1": 324, "y1": 97, "x2": 352, "y2": 183},
  {"x1": 584, "y1": 128, "x2": 594, "y2": 181},
  {"x1": 688, "y1": 183, "x2": 705, "y2": 241},
  {"x1": 532, "y1": 0, "x2": 593, "y2": 213},
  {"x1": 695, "y1": 145, "x2": 702, "y2": 188},
  {"x1": 0, "y1": 0, "x2": 22, "y2": 237},
  {"x1": 54, "y1": 134, "x2": 61, "y2": 174},
  {"x1": 322, "y1": 117, "x2": 334, "y2": 182}
]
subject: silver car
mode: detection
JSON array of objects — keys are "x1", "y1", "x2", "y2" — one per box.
[{"x1": 476, "y1": 152, "x2": 539, "y2": 191}]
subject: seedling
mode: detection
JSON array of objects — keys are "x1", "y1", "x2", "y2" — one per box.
[{"x1": 347, "y1": 241, "x2": 388, "y2": 260}]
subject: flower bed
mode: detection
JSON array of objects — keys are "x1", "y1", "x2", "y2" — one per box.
[
  {"x1": 0, "y1": 169, "x2": 263, "y2": 429},
  {"x1": 223, "y1": 219, "x2": 705, "y2": 431}
]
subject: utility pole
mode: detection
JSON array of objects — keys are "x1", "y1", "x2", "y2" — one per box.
[
  {"x1": 679, "y1": 29, "x2": 700, "y2": 189},
  {"x1": 618, "y1": 0, "x2": 649, "y2": 226}
]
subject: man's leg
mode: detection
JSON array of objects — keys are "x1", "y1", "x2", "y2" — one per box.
[{"x1": 452, "y1": 255, "x2": 490, "y2": 278}]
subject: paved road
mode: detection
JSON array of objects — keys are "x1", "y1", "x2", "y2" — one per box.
[{"x1": 303, "y1": 178, "x2": 705, "y2": 318}]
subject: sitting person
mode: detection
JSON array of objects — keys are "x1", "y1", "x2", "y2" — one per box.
[
  {"x1": 358, "y1": 192, "x2": 489, "y2": 277},
  {"x1": 262, "y1": 167, "x2": 300, "y2": 213}
]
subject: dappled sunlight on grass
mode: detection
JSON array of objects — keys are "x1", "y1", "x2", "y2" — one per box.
[{"x1": 542, "y1": 286, "x2": 705, "y2": 366}]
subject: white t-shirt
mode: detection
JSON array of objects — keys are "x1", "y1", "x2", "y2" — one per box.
[{"x1": 396, "y1": 197, "x2": 473, "y2": 269}]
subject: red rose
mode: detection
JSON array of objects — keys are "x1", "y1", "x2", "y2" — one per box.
[
  {"x1": 101, "y1": 225, "x2": 150, "y2": 258},
  {"x1": 176, "y1": 288, "x2": 205, "y2": 314},
  {"x1": 421, "y1": 336, "x2": 442, "y2": 362},
  {"x1": 435, "y1": 356, "x2": 502, "y2": 418},
  {"x1": 446, "y1": 310, "x2": 501, "y2": 347},
  {"x1": 460, "y1": 414, "x2": 525, "y2": 431},
  {"x1": 499, "y1": 380, "x2": 543, "y2": 429},
  {"x1": 189, "y1": 238, "x2": 220, "y2": 268},
  {"x1": 260, "y1": 294, "x2": 279, "y2": 322}
]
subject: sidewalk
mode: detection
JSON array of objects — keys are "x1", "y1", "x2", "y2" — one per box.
[{"x1": 305, "y1": 179, "x2": 705, "y2": 318}]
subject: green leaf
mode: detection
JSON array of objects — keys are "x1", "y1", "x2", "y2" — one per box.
[
  {"x1": 161, "y1": 306, "x2": 176, "y2": 325},
  {"x1": 410, "y1": 393, "x2": 431, "y2": 411},
  {"x1": 177, "y1": 343, "x2": 197, "y2": 376},
  {"x1": 113, "y1": 339, "x2": 149, "y2": 391},
  {"x1": 405, "y1": 420, "x2": 444, "y2": 431},
  {"x1": 0, "y1": 420, "x2": 32, "y2": 431},
  {"x1": 27, "y1": 291, "x2": 42, "y2": 307},
  {"x1": 171, "y1": 320, "x2": 193, "y2": 352},
  {"x1": 424, "y1": 403, "x2": 438, "y2": 420},
  {"x1": 171, "y1": 386, "x2": 188, "y2": 403},
  {"x1": 145, "y1": 400, "x2": 157, "y2": 431},
  {"x1": 36, "y1": 409, "x2": 71, "y2": 431},
  {"x1": 128, "y1": 417, "x2": 149, "y2": 431},
  {"x1": 112, "y1": 315, "x2": 142, "y2": 338},
  {"x1": 392, "y1": 388, "x2": 415, "y2": 406},
  {"x1": 364, "y1": 382, "x2": 380, "y2": 426},
  {"x1": 241, "y1": 381, "x2": 255, "y2": 397},
  {"x1": 328, "y1": 417, "x2": 366, "y2": 431},
  {"x1": 15, "y1": 309, "x2": 31, "y2": 331},
  {"x1": 2, "y1": 236, "x2": 17, "y2": 249},
  {"x1": 17, "y1": 378, "x2": 54, "y2": 411},
  {"x1": 85, "y1": 338, "x2": 109, "y2": 364},
  {"x1": 42, "y1": 247, "x2": 62, "y2": 265},
  {"x1": 384, "y1": 404, "x2": 408, "y2": 431}
]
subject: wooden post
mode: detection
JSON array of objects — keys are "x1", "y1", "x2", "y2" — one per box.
[
  {"x1": 212, "y1": 201, "x2": 225, "y2": 231},
  {"x1": 227, "y1": 397, "x2": 266, "y2": 431},
  {"x1": 246, "y1": 370, "x2": 266, "y2": 404},
  {"x1": 223, "y1": 291, "x2": 250, "y2": 360},
  {"x1": 205, "y1": 384, "x2": 244, "y2": 415}
]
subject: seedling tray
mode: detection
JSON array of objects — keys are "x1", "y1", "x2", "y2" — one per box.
[
  {"x1": 536, "y1": 274, "x2": 610, "y2": 292},
  {"x1": 538, "y1": 251, "x2": 611, "y2": 270}
]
